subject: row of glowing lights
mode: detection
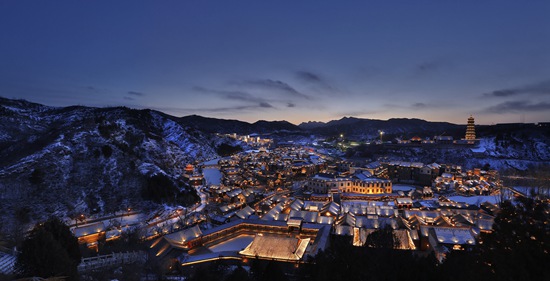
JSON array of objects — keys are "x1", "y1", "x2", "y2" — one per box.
[
  {"x1": 339, "y1": 131, "x2": 385, "y2": 141},
  {"x1": 75, "y1": 208, "x2": 132, "y2": 236}
]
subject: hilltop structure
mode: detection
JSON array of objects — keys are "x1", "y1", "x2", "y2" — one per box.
[{"x1": 465, "y1": 115, "x2": 476, "y2": 141}]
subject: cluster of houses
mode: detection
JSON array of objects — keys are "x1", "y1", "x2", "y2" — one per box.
[
  {"x1": 221, "y1": 133, "x2": 273, "y2": 147},
  {"x1": 69, "y1": 144, "x2": 504, "y2": 271},
  {"x1": 334, "y1": 160, "x2": 500, "y2": 196},
  {"x1": 201, "y1": 147, "x2": 329, "y2": 221},
  {"x1": 214, "y1": 147, "x2": 326, "y2": 188},
  {"x1": 147, "y1": 189, "x2": 499, "y2": 267},
  {"x1": 142, "y1": 150, "x2": 503, "y2": 268}
]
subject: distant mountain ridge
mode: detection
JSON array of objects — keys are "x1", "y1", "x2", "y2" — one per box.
[
  {"x1": 180, "y1": 114, "x2": 301, "y2": 134},
  {"x1": 299, "y1": 116, "x2": 463, "y2": 138},
  {"x1": 180, "y1": 114, "x2": 465, "y2": 138},
  {"x1": 0, "y1": 97, "x2": 470, "y2": 139}
]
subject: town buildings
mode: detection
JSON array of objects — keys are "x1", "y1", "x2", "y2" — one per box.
[{"x1": 70, "y1": 143, "x2": 504, "y2": 271}]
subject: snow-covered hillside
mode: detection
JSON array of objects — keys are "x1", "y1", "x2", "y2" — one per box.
[
  {"x1": 352, "y1": 133, "x2": 550, "y2": 172},
  {"x1": 0, "y1": 98, "x2": 227, "y2": 234}
]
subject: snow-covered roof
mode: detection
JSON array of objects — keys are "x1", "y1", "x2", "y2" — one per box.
[
  {"x1": 334, "y1": 225, "x2": 354, "y2": 236},
  {"x1": 304, "y1": 201, "x2": 324, "y2": 211},
  {"x1": 433, "y1": 227, "x2": 475, "y2": 245},
  {"x1": 316, "y1": 216, "x2": 334, "y2": 225},
  {"x1": 377, "y1": 207, "x2": 398, "y2": 217},
  {"x1": 290, "y1": 199, "x2": 305, "y2": 211},
  {"x1": 289, "y1": 210, "x2": 318, "y2": 223},
  {"x1": 336, "y1": 213, "x2": 356, "y2": 226},
  {"x1": 227, "y1": 188, "x2": 243, "y2": 198},
  {"x1": 165, "y1": 225, "x2": 202, "y2": 243},
  {"x1": 320, "y1": 201, "x2": 340, "y2": 216},
  {"x1": 73, "y1": 222, "x2": 106, "y2": 237},
  {"x1": 235, "y1": 205, "x2": 256, "y2": 219},
  {"x1": 239, "y1": 235, "x2": 310, "y2": 261},
  {"x1": 261, "y1": 203, "x2": 284, "y2": 221},
  {"x1": 365, "y1": 161, "x2": 381, "y2": 169},
  {"x1": 343, "y1": 203, "x2": 367, "y2": 215},
  {"x1": 403, "y1": 210, "x2": 440, "y2": 219},
  {"x1": 476, "y1": 218, "x2": 494, "y2": 232}
]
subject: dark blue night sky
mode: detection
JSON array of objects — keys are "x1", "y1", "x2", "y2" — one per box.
[{"x1": 1, "y1": 1, "x2": 549, "y2": 124}]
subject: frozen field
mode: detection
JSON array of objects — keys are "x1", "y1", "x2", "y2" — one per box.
[{"x1": 203, "y1": 168, "x2": 222, "y2": 185}]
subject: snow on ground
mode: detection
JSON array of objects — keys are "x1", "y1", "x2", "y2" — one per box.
[
  {"x1": 207, "y1": 234, "x2": 254, "y2": 252},
  {"x1": 138, "y1": 162, "x2": 164, "y2": 176},
  {"x1": 512, "y1": 186, "x2": 550, "y2": 197},
  {"x1": 535, "y1": 142, "x2": 550, "y2": 160},
  {"x1": 504, "y1": 160, "x2": 532, "y2": 171},
  {"x1": 447, "y1": 195, "x2": 500, "y2": 205},
  {"x1": 0, "y1": 252, "x2": 16, "y2": 275},
  {"x1": 0, "y1": 131, "x2": 10, "y2": 141},
  {"x1": 470, "y1": 147, "x2": 486, "y2": 153},
  {"x1": 193, "y1": 187, "x2": 208, "y2": 213},
  {"x1": 418, "y1": 200, "x2": 439, "y2": 208},
  {"x1": 202, "y1": 158, "x2": 221, "y2": 166},
  {"x1": 114, "y1": 119, "x2": 127, "y2": 128},
  {"x1": 471, "y1": 137, "x2": 495, "y2": 154},
  {"x1": 70, "y1": 213, "x2": 145, "y2": 231},
  {"x1": 392, "y1": 184, "x2": 417, "y2": 192},
  {"x1": 117, "y1": 214, "x2": 144, "y2": 226},
  {"x1": 341, "y1": 200, "x2": 386, "y2": 207},
  {"x1": 513, "y1": 186, "x2": 532, "y2": 194},
  {"x1": 203, "y1": 168, "x2": 222, "y2": 186}
]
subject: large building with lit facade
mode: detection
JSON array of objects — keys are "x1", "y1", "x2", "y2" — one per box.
[{"x1": 307, "y1": 174, "x2": 392, "y2": 194}]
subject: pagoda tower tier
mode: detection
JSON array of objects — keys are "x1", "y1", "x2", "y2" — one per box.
[{"x1": 465, "y1": 115, "x2": 476, "y2": 140}]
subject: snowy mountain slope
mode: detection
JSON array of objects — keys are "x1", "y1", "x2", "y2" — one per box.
[
  {"x1": 0, "y1": 98, "x2": 226, "y2": 232},
  {"x1": 352, "y1": 133, "x2": 550, "y2": 172}
]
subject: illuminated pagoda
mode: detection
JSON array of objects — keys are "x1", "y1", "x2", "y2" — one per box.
[{"x1": 465, "y1": 115, "x2": 476, "y2": 141}]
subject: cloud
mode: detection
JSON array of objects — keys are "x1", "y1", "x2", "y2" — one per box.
[
  {"x1": 124, "y1": 91, "x2": 146, "y2": 101},
  {"x1": 411, "y1": 102, "x2": 427, "y2": 108},
  {"x1": 239, "y1": 79, "x2": 312, "y2": 100},
  {"x1": 336, "y1": 109, "x2": 381, "y2": 117},
  {"x1": 483, "y1": 79, "x2": 550, "y2": 98},
  {"x1": 485, "y1": 101, "x2": 550, "y2": 113},
  {"x1": 416, "y1": 61, "x2": 441, "y2": 72},
  {"x1": 191, "y1": 87, "x2": 277, "y2": 111},
  {"x1": 127, "y1": 91, "x2": 146, "y2": 97},
  {"x1": 287, "y1": 103, "x2": 296, "y2": 108},
  {"x1": 151, "y1": 103, "x2": 274, "y2": 115},
  {"x1": 83, "y1": 85, "x2": 109, "y2": 93},
  {"x1": 199, "y1": 105, "x2": 267, "y2": 112},
  {"x1": 295, "y1": 70, "x2": 339, "y2": 94},
  {"x1": 193, "y1": 87, "x2": 269, "y2": 104},
  {"x1": 383, "y1": 102, "x2": 433, "y2": 110},
  {"x1": 412, "y1": 58, "x2": 455, "y2": 76},
  {"x1": 259, "y1": 102, "x2": 274, "y2": 108},
  {"x1": 296, "y1": 71, "x2": 322, "y2": 83}
]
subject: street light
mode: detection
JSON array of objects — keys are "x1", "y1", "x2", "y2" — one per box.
[{"x1": 379, "y1": 131, "x2": 384, "y2": 143}]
